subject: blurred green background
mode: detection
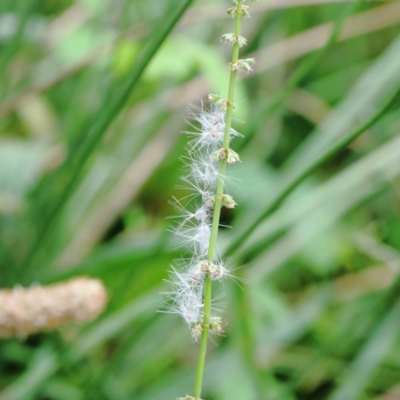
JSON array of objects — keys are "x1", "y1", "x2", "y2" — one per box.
[{"x1": 2, "y1": 0, "x2": 400, "y2": 399}]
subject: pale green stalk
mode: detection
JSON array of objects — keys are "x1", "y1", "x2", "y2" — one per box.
[{"x1": 193, "y1": 2, "x2": 243, "y2": 398}]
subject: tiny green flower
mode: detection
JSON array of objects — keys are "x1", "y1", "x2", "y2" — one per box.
[
  {"x1": 190, "y1": 322, "x2": 203, "y2": 338},
  {"x1": 208, "y1": 94, "x2": 237, "y2": 111},
  {"x1": 208, "y1": 263, "x2": 226, "y2": 281},
  {"x1": 226, "y1": 7, "x2": 235, "y2": 16},
  {"x1": 227, "y1": 4, "x2": 250, "y2": 17},
  {"x1": 211, "y1": 148, "x2": 241, "y2": 163},
  {"x1": 210, "y1": 316, "x2": 224, "y2": 334},
  {"x1": 230, "y1": 57, "x2": 255, "y2": 73},
  {"x1": 221, "y1": 33, "x2": 247, "y2": 48},
  {"x1": 193, "y1": 260, "x2": 215, "y2": 276},
  {"x1": 208, "y1": 93, "x2": 224, "y2": 103},
  {"x1": 221, "y1": 194, "x2": 237, "y2": 209},
  {"x1": 237, "y1": 35, "x2": 247, "y2": 48}
]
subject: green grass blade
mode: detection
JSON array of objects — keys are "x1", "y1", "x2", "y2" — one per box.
[
  {"x1": 23, "y1": 0, "x2": 194, "y2": 274},
  {"x1": 0, "y1": 347, "x2": 57, "y2": 400},
  {"x1": 241, "y1": 0, "x2": 363, "y2": 148},
  {"x1": 226, "y1": 83, "x2": 400, "y2": 259},
  {"x1": 328, "y1": 297, "x2": 400, "y2": 400},
  {"x1": 248, "y1": 132, "x2": 400, "y2": 279}
]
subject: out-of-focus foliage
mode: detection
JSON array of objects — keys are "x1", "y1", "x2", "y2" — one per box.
[{"x1": 1, "y1": 0, "x2": 400, "y2": 399}]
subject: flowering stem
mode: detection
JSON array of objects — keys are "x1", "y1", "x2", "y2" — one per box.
[{"x1": 193, "y1": 1, "x2": 243, "y2": 397}]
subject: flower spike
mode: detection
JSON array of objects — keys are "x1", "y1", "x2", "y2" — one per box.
[{"x1": 165, "y1": 0, "x2": 254, "y2": 398}]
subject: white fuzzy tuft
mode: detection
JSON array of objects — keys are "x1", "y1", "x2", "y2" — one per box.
[{"x1": 162, "y1": 99, "x2": 242, "y2": 339}]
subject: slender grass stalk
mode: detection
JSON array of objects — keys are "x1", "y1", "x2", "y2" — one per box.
[
  {"x1": 165, "y1": 3, "x2": 255, "y2": 399},
  {"x1": 193, "y1": 1, "x2": 244, "y2": 398}
]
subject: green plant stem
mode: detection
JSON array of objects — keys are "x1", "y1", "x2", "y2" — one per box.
[{"x1": 193, "y1": 2, "x2": 243, "y2": 398}]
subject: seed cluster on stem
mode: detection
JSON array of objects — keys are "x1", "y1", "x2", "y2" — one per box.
[
  {"x1": 163, "y1": 99, "x2": 242, "y2": 340},
  {"x1": 162, "y1": 1, "x2": 256, "y2": 399}
]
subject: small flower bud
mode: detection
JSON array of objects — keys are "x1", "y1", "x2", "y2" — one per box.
[
  {"x1": 230, "y1": 58, "x2": 255, "y2": 73},
  {"x1": 193, "y1": 260, "x2": 215, "y2": 276},
  {"x1": 208, "y1": 262, "x2": 229, "y2": 281},
  {"x1": 242, "y1": 5, "x2": 250, "y2": 16},
  {"x1": 204, "y1": 194, "x2": 216, "y2": 208},
  {"x1": 190, "y1": 321, "x2": 203, "y2": 339},
  {"x1": 226, "y1": 150, "x2": 240, "y2": 164},
  {"x1": 237, "y1": 36, "x2": 247, "y2": 48},
  {"x1": 227, "y1": 5, "x2": 250, "y2": 18},
  {"x1": 208, "y1": 94, "x2": 237, "y2": 111},
  {"x1": 192, "y1": 260, "x2": 230, "y2": 281},
  {"x1": 221, "y1": 33, "x2": 236, "y2": 44},
  {"x1": 210, "y1": 316, "x2": 224, "y2": 334},
  {"x1": 226, "y1": 7, "x2": 236, "y2": 16},
  {"x1": 211, "y1": 148, "x2": 226, "y2": 161},
  {"x1": 221, "y1": 33, "x2": 247, "y2": 48},
  {"x1": 208, "y1": 93, "x2": 224, "y2": 103},
  {"x1": 221, "y1": 194, "x2": 237, "y2": 209},
  {"x1": 208, "y1": 94, "x2": 228, "y2": 111},
  {"x1": 211, "y1": 148, "x2": 241, "y2": 164}
]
